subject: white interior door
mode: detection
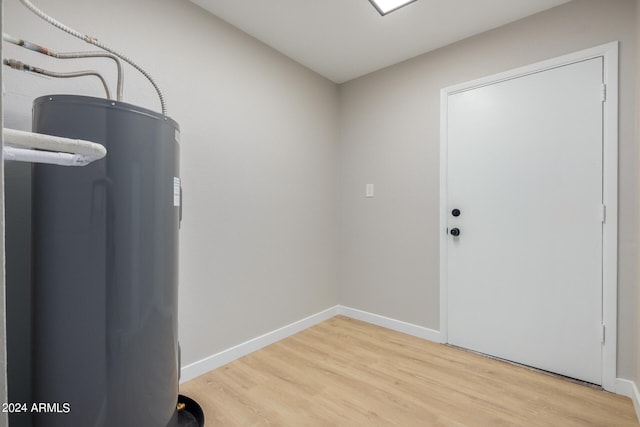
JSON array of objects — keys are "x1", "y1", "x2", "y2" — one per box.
[{"x1": 446, "y1": 57, "x2": 604, "y2": 385}]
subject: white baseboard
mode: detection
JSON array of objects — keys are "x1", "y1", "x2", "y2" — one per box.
[
  {"x1": 616, "y1": 378, "x2": 640, "y2": 422},
  {"x1": 337, "y1": 305, "x2": 443, "y2": 343},
  {"x1": 180, "y1": 305, "x2": 339, "y2": 383},
  {"x1": 181, "y1": 303, "x2": 639, "y2": 420},
  {"x1": 180, "y1": 304, "x2": 443, "y2": 383}
]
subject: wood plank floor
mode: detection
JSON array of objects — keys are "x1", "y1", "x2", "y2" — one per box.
[{"x1": 180, "y1": 316, "x2": 638, "y2": 426}]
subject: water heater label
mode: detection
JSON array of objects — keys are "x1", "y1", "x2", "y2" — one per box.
[{"x1": 173, "y1": 177, "x2": 181, "y2": 207}]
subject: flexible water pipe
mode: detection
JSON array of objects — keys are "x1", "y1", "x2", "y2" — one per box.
[
  {"x1": 18, "y1": 0, "x2": 167, "y2": 115},
  {"x1": 3, "y1": 32, "x2": 124, "y2": 101},
  {"x1": 4, "y1": 58, "x2": 112, "y2": 100}
]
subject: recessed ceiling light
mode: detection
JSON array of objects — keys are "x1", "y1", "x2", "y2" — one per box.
[{"x1": 368, "y1": 0, "x2": 419, "y2": 16}]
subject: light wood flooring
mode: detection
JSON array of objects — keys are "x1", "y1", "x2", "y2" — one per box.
[{"x1": 180, "y1": 316, "x2": 638, "y2": 426}]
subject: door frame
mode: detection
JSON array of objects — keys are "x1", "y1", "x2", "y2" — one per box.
[{"x1": 439, "y1": 42, "x2": 619, "y2": 391}]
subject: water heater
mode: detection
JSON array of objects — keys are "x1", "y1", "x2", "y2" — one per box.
[{"x1": 31, "y1": 95, "x2": 181, "y2": 427}]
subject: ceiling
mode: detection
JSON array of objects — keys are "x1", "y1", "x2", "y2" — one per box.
[{"x1": 191, "y1": 0, "x2": 571, "y2": 84}]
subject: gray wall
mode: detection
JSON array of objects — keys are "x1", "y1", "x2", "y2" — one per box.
[
  {"x1": 338, "y1": 0, "x2": 638, "y2": 379},
  {"x1": 3, "y1": 0, "x2": 639, "y2": 395},
  {"x1": 636, "y1": 0, "x2": 640, "y2": 388},
  {"x1": 3, "y1": 0, "x2": 340, "y2": 369}
]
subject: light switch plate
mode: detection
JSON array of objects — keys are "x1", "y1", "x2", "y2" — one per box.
[{"x1": 366, "y1": 184, "x2": 374, "y2": 198}]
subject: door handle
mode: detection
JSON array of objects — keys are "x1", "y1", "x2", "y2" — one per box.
[{"x1": 450, "y1": 227, "x2": 461, "y2": 237}]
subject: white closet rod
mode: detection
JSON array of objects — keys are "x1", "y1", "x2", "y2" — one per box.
[{"x1": 3, "y1": 128, "x2": 106, "y2": 166}]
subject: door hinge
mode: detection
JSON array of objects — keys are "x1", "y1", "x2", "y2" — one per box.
[
  {"x1": 601, "y1": 324, "x2": 606, "y2": 344},
  {"x1": 600, "y1": 204, "x2": 606, "y2": 223},
  {"x1": 601, "y1": 84, "x2": 607, "y2": 102}
]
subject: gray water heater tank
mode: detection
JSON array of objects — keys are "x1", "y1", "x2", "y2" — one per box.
[{"x1": 31, "y1": 95, "x2": 181, "y2": 427}]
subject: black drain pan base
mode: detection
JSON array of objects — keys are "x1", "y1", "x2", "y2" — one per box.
[{"x1": 178, "y1": 394, "x2": 204, "y2": 427}]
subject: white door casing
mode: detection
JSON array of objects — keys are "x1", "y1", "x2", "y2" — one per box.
[{"x1": 439, "y1": 42, "x2": 618, "y2": 391}]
